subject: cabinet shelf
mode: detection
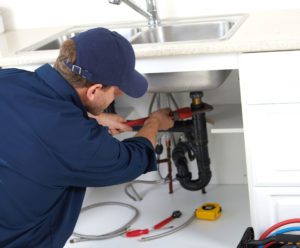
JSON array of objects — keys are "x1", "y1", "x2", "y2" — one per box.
[
  {"x1": 207, "y1": 104, "x2": 243, "y2": 134},
  {"x1": 65, "y1": 183, "x2": 250, "y2": 248}
]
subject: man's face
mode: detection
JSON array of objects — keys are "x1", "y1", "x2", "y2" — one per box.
[{"x1": 85, "y1": 85, "x2": 123, "y2": 115}]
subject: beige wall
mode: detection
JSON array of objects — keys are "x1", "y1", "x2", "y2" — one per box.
[{"x1": 1, "y1": 0, "x2": 300, "y2": 30}]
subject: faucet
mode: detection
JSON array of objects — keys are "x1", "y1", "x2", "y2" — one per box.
[{"x1": 108, "y1": 0, "x2": 160, "y2": 28}]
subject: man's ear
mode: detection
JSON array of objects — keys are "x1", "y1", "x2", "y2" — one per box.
[{"x1": 86, "y1": 84, "x2": 103, "y2": 101}]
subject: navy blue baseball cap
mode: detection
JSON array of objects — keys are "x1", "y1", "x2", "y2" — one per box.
[{"x1": 64, "y1": 27, "x2": 148, "y2": 98}]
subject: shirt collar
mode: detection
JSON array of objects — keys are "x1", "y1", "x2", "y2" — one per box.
[{"x1": 35, "y1": 64, "x2": 86, "y2": 112}]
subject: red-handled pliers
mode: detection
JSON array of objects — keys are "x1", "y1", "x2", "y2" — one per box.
[
  {"x1": 125, "y1": 107, "x2": 192, "y2": 127},
  {"x1": 153, "y1": 210, "x2": 182, "y2": 230},
  {"x1": 125, "y1": 210, "x2": 182, "y2": 238}
]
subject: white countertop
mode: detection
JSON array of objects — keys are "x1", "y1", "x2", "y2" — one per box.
[{"x1": 1, "y1": 9, "x2": 300, "y2": 67}]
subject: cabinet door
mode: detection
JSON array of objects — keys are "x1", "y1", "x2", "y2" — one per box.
[
  {"x1": 252, "y1": 187, "x2": 300, "y2": 236},
  {"x1": 239, "y1": 51, "x2": 300, "y2": 105},
  {"x1": 244, "y1": 104, "x2": 300, "y2": 186}
]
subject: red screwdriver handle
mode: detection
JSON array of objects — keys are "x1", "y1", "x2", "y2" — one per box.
[{"x1": 125, "y1": 229, "x2": 150, "y2": 237}]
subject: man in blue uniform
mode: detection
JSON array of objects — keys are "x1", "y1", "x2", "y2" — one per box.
[{"x1": 0, "y1": 28, "x2": 173, "y2": 247}]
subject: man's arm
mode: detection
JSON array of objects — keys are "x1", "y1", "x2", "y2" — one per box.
[
  {"x1": 89, "y1": 108, "x2": 174, "y2": 143},
  {"x1": 88, "y1": 112, "x2": 132, "y2": 135}
]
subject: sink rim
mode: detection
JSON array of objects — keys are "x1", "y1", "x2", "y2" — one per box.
[
  {"x1": 131, "y1": 14, "x2": 248, "y2": 44},
  {"x1": 160, "y1": 13, "x2": 247, "y2": 26},
  {"x1": 16, "y1": 14, "x2": 247, "y2": 53},
  {"x1": 16, "y1": 26, "x2": 144, "y2": 53},
  {"x1": 131, "y1": 22, "x2": 233, "y2": 44}
]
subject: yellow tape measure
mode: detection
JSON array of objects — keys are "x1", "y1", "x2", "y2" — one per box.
[{"x1": 195, "y1": 203, "x2": 222, "y2": 221}]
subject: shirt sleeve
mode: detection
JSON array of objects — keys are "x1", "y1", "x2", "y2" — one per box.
[
  {"x1": 40, "y1": 112, "x2": 157, "y2": 187},
  {"x1": 65, "y1": 132, "x2": 158, "y2": 187},
  {"x1": 20, "y1": 94, "x2": 158, "y2": 188}
]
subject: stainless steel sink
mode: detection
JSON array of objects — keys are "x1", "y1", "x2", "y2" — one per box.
[
  {"x1": 131, "y1": 15, "x2": 246, "y2": 44},
  {"x1": 145, "y1": 70, "x2": 231, "y2": 92},
  {"x1": 17, "y1": 15, "x2": 243, "y2": 92},
  {"x1": 19, "y1": 14, "x2": 246, "y2": 52},
  {"x1": 18, "y1": 27, "x2": 142, "y2": 52},
  {"x1": 32, "y1": 34, "x2": 71, "y2": 51},
  {"x1": 132, "y1": 22, "x2": 231, "y2": 44}
]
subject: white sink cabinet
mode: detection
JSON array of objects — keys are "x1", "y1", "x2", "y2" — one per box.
[
  {"x1": 134, "y1": 49, "x2": 300, "y2": 239},
  {"x1": 239, "y1": 50, "x2": 300, "y2": 236},
  {"x1": 9, "y1": 50, "x2": 300, "y2": 247}
]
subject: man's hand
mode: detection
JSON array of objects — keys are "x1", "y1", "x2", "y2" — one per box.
[
  {"x1": 88, "y1": 113, "x2": 132, "y2": 135},
  {"x1": 147, "y1": 108, "x2": 174, "y2": 131},
  {"x1": 135, "y1": 108, "x2": 174, "y2": 147}
]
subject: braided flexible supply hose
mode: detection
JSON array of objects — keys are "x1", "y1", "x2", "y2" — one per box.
[{"x1": 70, "y1": 201, "x2": 139, "y2": 243}]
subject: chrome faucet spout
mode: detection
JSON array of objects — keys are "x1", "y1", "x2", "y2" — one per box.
[{"x1": 109, "y1": 0, "x2": 160, "y2": 28}]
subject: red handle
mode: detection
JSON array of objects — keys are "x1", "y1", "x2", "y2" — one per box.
[
  {"x1": 125, "y1": 117, "x2": 148, "y2": 127},
  {"x1": 125, "y1": 107, "x2": 192, "y2": 127},
  {"x1": 125, "y1": 229, "x2": 150, "y2": 237},
  {"x1": 153, "y1": 216, "x2": 174, "y2": 230},
  {"x1": 174, "y1": 107, "x2": 192, "y2": 120}
]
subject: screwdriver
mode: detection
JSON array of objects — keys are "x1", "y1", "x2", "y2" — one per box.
[
  {"x1": 125, "y1": 226, "x2": 173, "y2": 237},
  {"x1": 125, "y1": 210, "x2": 182, "y2": 238}
]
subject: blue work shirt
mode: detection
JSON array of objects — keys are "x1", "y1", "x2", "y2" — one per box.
[{"x1": 0, "y1": 64, "x2": 157, "y2": 247}]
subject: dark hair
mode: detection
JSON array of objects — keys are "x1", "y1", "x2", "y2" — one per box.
[{"x1": 54, "y1": 39, "x2": 93, "y2": 88}]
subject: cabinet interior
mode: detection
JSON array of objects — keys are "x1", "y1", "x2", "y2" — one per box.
[{"x1": 68, "y1": 70, "x2": 252, "y2": 248}]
